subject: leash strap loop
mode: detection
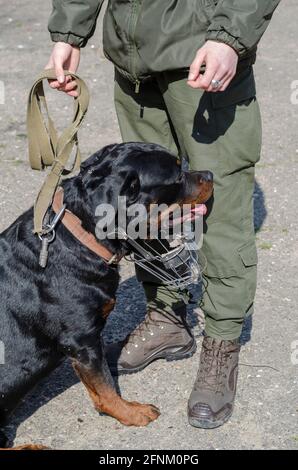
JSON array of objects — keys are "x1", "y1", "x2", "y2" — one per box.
[{"x1": 26, "y1": 69, "x2": 89, "y2": 234}]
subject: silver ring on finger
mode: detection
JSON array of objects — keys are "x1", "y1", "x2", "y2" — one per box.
[{"x1": 211, "y1": 79, "x2": 221, "y2": 89}]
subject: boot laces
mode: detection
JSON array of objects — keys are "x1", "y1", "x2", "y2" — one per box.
[
  {"x1": 123, "y1": 310, "x2": 168, "y2": 351},
  {"x1": 195, "y1": 345, "x2": 232, "y2": 396}
]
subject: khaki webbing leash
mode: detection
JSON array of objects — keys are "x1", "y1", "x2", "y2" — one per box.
[{"x1": 27, "y1": 69, "x2": 90, "y2": 235}]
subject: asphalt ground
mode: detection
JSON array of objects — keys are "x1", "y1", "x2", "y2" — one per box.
[{"x1": 0, "y1": 0, "x2": 297, "y2": 450}]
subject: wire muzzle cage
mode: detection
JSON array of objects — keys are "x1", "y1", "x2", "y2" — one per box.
[{"x1": 116, "y1": 228, "x2": 203, "y2": 290}]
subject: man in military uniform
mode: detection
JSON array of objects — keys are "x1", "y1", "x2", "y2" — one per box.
[{"x1": 46, "y1": 0, "x2": 280, "y2": 428}]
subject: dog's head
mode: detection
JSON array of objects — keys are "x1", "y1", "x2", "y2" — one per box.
[{"x1": 64, "y1": 142, "x2": 213, "y2": 251}]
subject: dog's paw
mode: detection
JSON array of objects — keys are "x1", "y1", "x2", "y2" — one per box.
[{"x1": 120, "y1": 401, "x2": 160, "y2": 427}]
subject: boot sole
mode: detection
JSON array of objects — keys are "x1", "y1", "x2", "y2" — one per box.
[
  {"x1": 109, "y1": 339, "x2": 197, "y2": 376},
  {"x1": 188, "y1": 410, "x2": 233, "y2": 429}
]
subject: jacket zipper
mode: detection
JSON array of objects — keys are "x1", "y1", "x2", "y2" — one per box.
[{"x1": 129, "y1": 0, "x2": 142, "y2": 93}]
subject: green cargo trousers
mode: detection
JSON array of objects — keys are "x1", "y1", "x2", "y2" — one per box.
[{"x1": 114, "y1": 66, "x2": 262, "y2": 340}]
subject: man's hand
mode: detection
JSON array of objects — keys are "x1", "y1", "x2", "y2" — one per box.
[
  {"x1": 187, "y1": 40, "x2": 238, "y2": 92},
  {"x1": 45, "y1": 42, "x2": 81, "y2": 97}
]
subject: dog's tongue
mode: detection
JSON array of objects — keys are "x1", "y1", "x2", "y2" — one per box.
[
  {"x1": 171, "y1": 204, "x2": 207, "y2": 226},
  {"x1": 191, "y1": 204, "x2": 207, "y2": 216}
]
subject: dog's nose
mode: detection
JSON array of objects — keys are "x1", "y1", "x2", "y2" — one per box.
[{"x1": 197, "y1": 171, "x2": 213, "y2": 183}]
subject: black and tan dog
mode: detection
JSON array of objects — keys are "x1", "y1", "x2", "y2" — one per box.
[{"x1": 0, "y1": 142, "x2": 213, "y2": 448}]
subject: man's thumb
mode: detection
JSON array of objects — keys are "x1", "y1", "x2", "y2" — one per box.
[
  {"x1": 54, "y1": 62, "x2": 65, "y2": 84},
  {"x1": 188, "y1": 50, "x2": 205, "y2": 81}
]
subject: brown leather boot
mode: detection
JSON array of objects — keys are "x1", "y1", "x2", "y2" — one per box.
[
  {"x1": 105, "y1": 306, "x2": 196, "y2": 375},
  {"x1": 188, "y1": 336, "x2": 240, "y2": 429}
]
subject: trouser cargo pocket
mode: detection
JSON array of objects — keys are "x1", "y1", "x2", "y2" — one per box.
[{"x1": 238, "y1": 240, "x2": 258, "y2": 268}]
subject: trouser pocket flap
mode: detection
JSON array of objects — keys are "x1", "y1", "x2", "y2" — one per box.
[{"x1": 238, "y1": 241, "x2": 258, "y2": 267}]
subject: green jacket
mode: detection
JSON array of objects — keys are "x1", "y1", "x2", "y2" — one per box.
[{"x1": 48, "y1": 0, "x2": 280, "y2": 84}]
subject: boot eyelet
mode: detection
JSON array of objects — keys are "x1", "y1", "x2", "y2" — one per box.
[
  {"x1": 150, "y1": 332, "x2": 154, "y2": 336},
  {"x1": 142, "y1": 338, "x2": 146, "y2": 341},
  {"x1": 135, "y1": 344, "x2": 138, "y2": 348}
]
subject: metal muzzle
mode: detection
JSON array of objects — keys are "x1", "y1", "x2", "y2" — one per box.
[{"x1": 117, "y1": 228, "x2": 202, "y2": 289}]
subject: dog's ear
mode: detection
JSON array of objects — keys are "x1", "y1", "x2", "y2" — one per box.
[
  {"x1": 79, "y1": 144, "x2": 119, "y2": 185},
  {"x1": 80, "y1": 144, "x2": 118, "y2": 172},
  {"x1": 120, "y1": 171, "x2": 140, "y2": 204}
]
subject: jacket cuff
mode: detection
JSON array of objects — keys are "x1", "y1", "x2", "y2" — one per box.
[
  {"x1": 205, "y1": 29, "x2": 247, "y2": 56},
  {"x1": 50, "y1": 32, "x2": 88, "y2": 48}
]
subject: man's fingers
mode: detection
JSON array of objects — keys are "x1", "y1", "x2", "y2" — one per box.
[
  {"x1": 214, "y1": 66, "x2": 236, "y2": 92},
  {"x1": 48, "y1": 75, "x2": 78, "y2": 97},
  {"x1": 48, "y1": 79, "x2": 59, "y2": 89},
  {"x1": 48, "y1": 76, "x2": 71, "y2": 89},
  {"x1": 208, "y1": 76, "x2": 229, "y2": 93},
  {"x1": 188, "y1": 61, "x2": 217, "y2": 90},
  {"x1": 187, "y1": 50, "x2": 205, "y2": 82},
  {"x1": 206, "y1": 69, "x2": 231, "y2": 93},
  {"x1": 189, "y1": 63, "x2": 236, "y2": 92},
  {"x1": 187, "y1": 41, "x2": 238, "y2": 92},
  {"x1": 56, "y1": 77, "x2": 78, "y2": 97},
  {"x1": 196, "y1": 57, "x2": 220, "y2": 89},
  {"x1": 204, "y1": 62, "x2": 230, "y2": 92},
  {"x1": 53, "y1": 60, "x2": 66, "y2": 85},
  {"x1": 218, "y1": 74, "x2": 234, "y2": 92},
  {"x1": 57, "y1": 80, "x2": 77, "y2": 93},
  {"x1": 44, "y1": 43, "x2": 80, "y2": 96},
  {"x1": 66, "y1": 90, "x2": 79, "y2": 97}
]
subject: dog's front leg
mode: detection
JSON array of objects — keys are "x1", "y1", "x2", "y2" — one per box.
[{"x1": 72, "y1": 347, "x2": 160, "y2": 427}]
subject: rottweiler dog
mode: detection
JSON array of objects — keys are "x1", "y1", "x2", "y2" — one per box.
[{"x1": 0, "y1": 142, "x2": 213, "y2": 448}]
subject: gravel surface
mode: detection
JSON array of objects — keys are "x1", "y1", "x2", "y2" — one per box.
[{"x1": 0, "y1": 0, "x2": 297, "y2": 450}]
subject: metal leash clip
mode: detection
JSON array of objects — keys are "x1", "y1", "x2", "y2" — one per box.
[{"x1": 38, "y1": 204, "x2": 66, "y2": 268}]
